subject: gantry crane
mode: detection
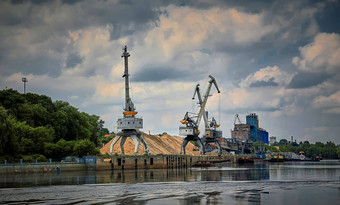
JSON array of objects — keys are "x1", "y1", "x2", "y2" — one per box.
[
  {"x1": 110, "y1": 46, "x2": 150, "y2": 155},
  {"x1": 193, "y1": 76, "x2": 222, "y2": 155},
  {"x1": 179, "y1": 75, "x2": 221, "y2": 155}
]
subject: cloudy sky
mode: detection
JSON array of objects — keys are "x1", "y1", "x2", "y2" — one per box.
[{"x1": 1, "y1": 0, "x2": 340, "y2": 144}]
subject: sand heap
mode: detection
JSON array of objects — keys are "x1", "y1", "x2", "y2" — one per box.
[{"x1": 100, "y1": 133, "x2": 200, "y2": 155}]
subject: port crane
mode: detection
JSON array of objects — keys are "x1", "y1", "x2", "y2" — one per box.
[
  {"x1": 179, "y1": 111, "x2": 204, "y2": 154},
  {"x1": 110, "y1": 46, "x2": 150, "y2": 155},
  {"x1": 179, "y1": 75, "x2": 221, "y2": 155},
  {"x1": 193, "y1": 76, "x2": 222, "y2": 155}
]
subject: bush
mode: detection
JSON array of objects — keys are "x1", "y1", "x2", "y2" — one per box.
[
  {"x1": 33, "y1": 154, "x2": 48, "y2": 162},
  {"x1": 20, "y1": 154, "x2": 48, "y2": 163},
  {"x1": 22, "y1": 155, "x2": 34, "y2": 163}
]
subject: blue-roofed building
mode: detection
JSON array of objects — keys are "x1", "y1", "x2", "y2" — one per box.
[{"x1": 246, "y1": 113, "x2": 259, "y2": 142}]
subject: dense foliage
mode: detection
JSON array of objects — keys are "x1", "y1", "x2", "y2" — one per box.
[
  {"x1": 0, "y1": 89, "x2": 109, "y2": 162},
  {"x1": 260, "y1": 139, "x2": 340, "y2": 159}
]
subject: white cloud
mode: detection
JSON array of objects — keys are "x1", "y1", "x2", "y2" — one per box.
[
  {"x1": 292, "y1": 33, "x2": 340, "y2": 73},
  {"x1": 312, "y1": 90, "x2": 340, "y2": 113},
  {"x1": 239, "y1": 66, "x2": 293, "y2": 88},
  {"x1": 144, "y1": 6, "x2": 277, "y2": 58}
]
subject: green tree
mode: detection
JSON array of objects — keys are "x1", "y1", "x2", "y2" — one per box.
[
  {"x1": 0, "y1": 89, "x2": 25, "y2": 118},
  {"x1": 12, "y1": 121, "x2": 54, "y2": 155},
  {"x1": 44, "y1": 139, "x2": 75, "y2": 159},
  {"x1": 278, "y1": 139, "x2": 288, "y2": 145},
  {"x1": 98, "y1": 133, "x2": 114, "y2": 145},
  {"x1": 0, "y1": 89, "x2": 108, "y2": 160},
  {"x1": 73, "y1": 139, "x2": 100, "y2": 157},
  {"x1": 0, "y1": 106, "x2": 19, "y2": 157},
  {"x1": 17, "y1": 103, "x2": 49, "y2": 127},
  {"x1": 252, "y1": 142, "x2": 279, "y2": 153}
]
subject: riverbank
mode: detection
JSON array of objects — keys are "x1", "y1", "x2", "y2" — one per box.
[
  {"x1": 1, "y1": 160, "x2": 340, "y2": 204},
  {"x1": 0, "y1": 154, "x2": 234, "y2": 175}
]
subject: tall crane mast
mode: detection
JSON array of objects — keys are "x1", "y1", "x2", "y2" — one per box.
[
  {"x1": 110, "y1": 46, "x2": 150, "y2": 155},
  {"x1": 121, "y1": 46, "x2": 136, "y2": 114}
]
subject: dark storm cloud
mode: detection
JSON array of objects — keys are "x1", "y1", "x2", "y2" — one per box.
[
  {"x1": 0, "y1": 0, "x2": 165, "y2": 77},
  {"x1": 0, "y1": 0, "x2": 328, "y2": 79},
  {"x1": 288, "y1": 72, "x2": 331, "y2": 89},
  {"x1": 209, "y1": 0, "x2": 325, "y2": 83},
  {"x1": 133, "y1": 66, "x2": 188, "y2": 82},
  {"x1": 65, "y1": 52, "x2": 83, "y2": 68},
  {"x1": 249, "y1": 77, "x2": 279, "y2": 88},
  {"x1": 315, "y1": 0, "x2": 340, "y2": 33}
]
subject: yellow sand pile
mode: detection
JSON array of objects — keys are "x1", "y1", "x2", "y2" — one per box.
[{"x1": 100, "y1": 133, "x2": 200, "y2": 155}]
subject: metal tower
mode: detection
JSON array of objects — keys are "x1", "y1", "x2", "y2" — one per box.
[
  {"x1": 109, "y1": 46, "x2": 150, "y2": 155},
  {"x1": 22, "y1": 77, "x2": 28, "y2": 94}
]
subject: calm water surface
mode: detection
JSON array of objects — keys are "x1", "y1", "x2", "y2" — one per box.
[{"x1": 1, "y1": 160, "x2": 340, "y2": 204}]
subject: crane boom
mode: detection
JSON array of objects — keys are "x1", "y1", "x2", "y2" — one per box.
[
  {"x1": 193, "y1": 84, "x2": 209, "y2": 129},
  {"x1": 195, "y1": 75, "x2": 220, "y2": 128}
]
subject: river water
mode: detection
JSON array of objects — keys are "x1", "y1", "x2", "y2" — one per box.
[{"x1": 1, "y1": 160, "x2": 340, "y2": 204}]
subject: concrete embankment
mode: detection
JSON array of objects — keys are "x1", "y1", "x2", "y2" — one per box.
[
  {"x1": 0, "y1": 154, "x2": 235, "y2": 174},
  {"x1": 0, "y1": 163, "x2": 95, "y2": 175},
  {"x1": 97, "y1": 154, "x2": 234, "y2": 170}
]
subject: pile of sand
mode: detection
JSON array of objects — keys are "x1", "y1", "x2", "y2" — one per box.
[{"x1": 100, "y1": 133, "x2": 200, "y2": 155}]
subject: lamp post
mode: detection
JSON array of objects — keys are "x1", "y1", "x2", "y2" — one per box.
[{"x1": 22, "y1": 77, "x2": 28, "y2": 94}]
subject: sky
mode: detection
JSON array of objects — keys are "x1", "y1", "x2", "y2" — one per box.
[{"x1": 1, "y1": 0, "x2": 340, "y2": 144}]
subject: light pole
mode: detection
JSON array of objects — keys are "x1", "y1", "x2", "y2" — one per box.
[{"x1": 22, "y1": 77, "x2": 28, "y2": 94}]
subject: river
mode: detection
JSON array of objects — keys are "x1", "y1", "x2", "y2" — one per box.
[{"x1": 1, "y1": 160, "x2": 339, "y2": 204}]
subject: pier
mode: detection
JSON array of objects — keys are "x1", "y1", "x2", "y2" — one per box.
[
  {"x1": 0, "y1": 154, "x2": 234, "y2": 174},
  {"x1": 97, "y1": 154, "x2": 233, "y2": 171}
]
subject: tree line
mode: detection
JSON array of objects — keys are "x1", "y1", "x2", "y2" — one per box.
[
  {"x1": 255, "y1": 139, "x2": 340, "y2": 159},
  {"x1": 0, "y1": 89, "x2": 110, "y2": 163},
  {"x1": 274, "y1": 139, "x2": 339, "y2": 159}
]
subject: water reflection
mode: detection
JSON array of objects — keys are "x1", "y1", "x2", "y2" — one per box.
[
  {"x1": 1, "y1": 160, "x2": 340, "y2": 188},
  {"x1": 1, "y1": 161, "x2": 340, "y2": 205},
  {"x1": 1, "y1": 164, "x2": 270, "y2": 188},
  {"x1": 196, "y1": 163, "x2": 270, "y2": 181}
]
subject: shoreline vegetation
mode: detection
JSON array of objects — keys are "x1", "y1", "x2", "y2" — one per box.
[
  {"x1": 0, "y1": 89, "x2": 108, "y2": 163},
  {"x1": 1, "y1": 89, "x2": 340, "y2": 163}
]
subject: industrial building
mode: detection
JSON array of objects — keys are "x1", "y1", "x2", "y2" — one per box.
[
  {"x1": 231, "y1": 113, "x2": 269, "y2": 145},
  {"x1": 231, "y1": 123, "x2": 250, "y2": 143},
  {"x1": 259, "y1": 128, "x2": 269, "y2": 144},
  {"x1": 246, "y1": 113, "x2": 259, "y2": 142}
]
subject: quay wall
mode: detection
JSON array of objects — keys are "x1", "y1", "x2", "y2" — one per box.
[
  {"x1": 0, "y1": 154, "x2": 234, "y2": 174},
  {"x1": 0, "y1": 163, "x2": 95, "y2": 175},
  {"x1": 97, "y1": 154, "x2": 233, "y2": 171}
]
